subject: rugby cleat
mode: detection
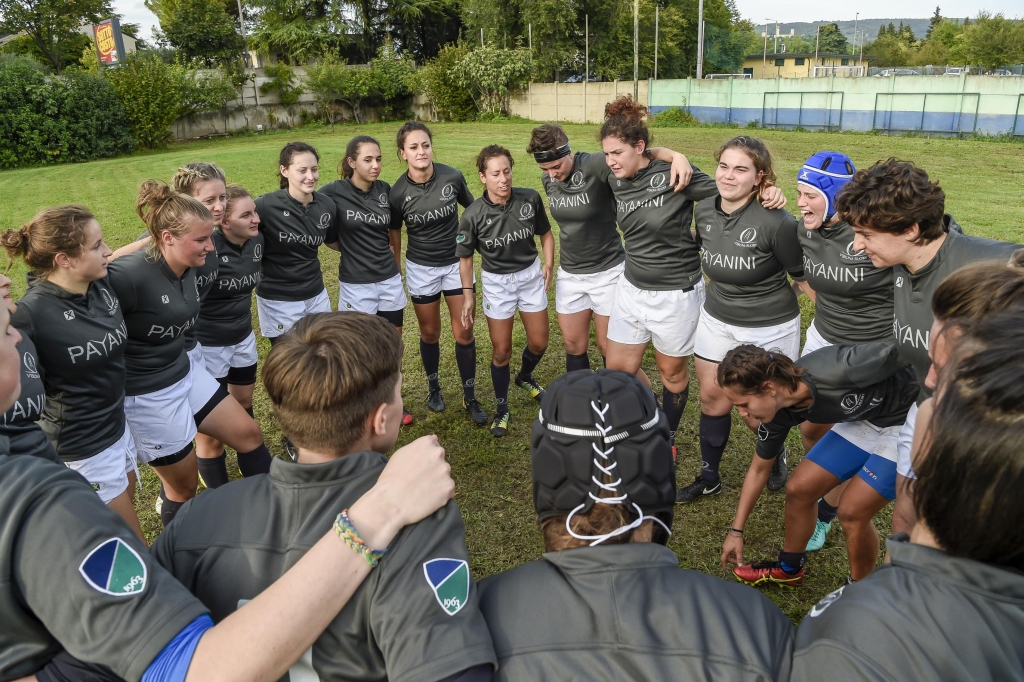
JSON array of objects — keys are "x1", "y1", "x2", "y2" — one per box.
[
  {"x1": 733, "y1": 561, "x2": 805, "y2": 587},
  {"x1": 402, "y1": 408, "x2": 414, "y2": 426},
  {"x1": 675, "y1": 475, "x2": 723, "y2": 503},
  {"x1": 490, "y1": 411, "x2": 510, "y2": 438},
  {"x1": 427, "y1": 387, "x2": 446, "y2": 412},
  {"x1": 767, "y1": 445, "x2": 788, "y2": 492},
  {"x1": 806, "y1": 518, "x2": 833, "y2": 552},
  {"x1": 515, "y1": 374, "x2": 546, "y2": 402},
  {"x1": 463, "y1": 398, "x2": 488, "y2": 425}
]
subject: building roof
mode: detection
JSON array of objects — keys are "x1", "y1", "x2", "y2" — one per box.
[{"x1": 745, "y1": 53, "x2": 876, "y2": 61}]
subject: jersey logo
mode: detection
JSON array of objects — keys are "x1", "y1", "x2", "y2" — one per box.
[
  {"x1": 456, "y1": 233, "x2": 467, "y2": 243},
  {"x1": 378, "y1": 193, "x2": 389, "y2": 208},
  {"x1": 806, "y1": 230, "x2": 813, "y2": 238},
  {"x1": 704, "y1": 224, "x2": 712, "y2": 231},
  {"x1": 64, "y1": 310, "x2": 75, "y2": 321},
  {"x1": 569, "y1": 171, "x2": 585, "y2": 189},
  {"x1": 840, "y1": 393, "x2": 865, "y2": 414},
  {"x1": 100, "y1": 288, "x2": 119, "y2": 315},
  {"x1": 895, "y1": 277, "x2": 904, "y2": 288},
  {"x1": 735, "y1": 228, "x2": 757, "y2": 247},
  {"x1": 22, "y1": 352, "x2": 39, "y2": 379},
  {"x1": 222, "y1": 255, "x2": 229, "y2": 262},
  {"x1": 318, "y1": 213, "x2": 331, "y2": 229},
  {"x1": 80, "y1": 538, "x2": 147, "y2": 596},
  {"x1": 757, "y1": 422, "x2": 769, "y2": 441},
  {"x1": 809, "y1": 585, "x2": 845, "y2": 617},
  {"x1": 253, "y1": 243, "x2": 263, "y2": 260},
  {"x1": 441, "y1": 183, "x2": 455, "y2": 200},
  {"x1": 423, "y1": 558, "x2": 470, "y2": 616},
  {"x1": 648, "y1": 173, "x2": 666, "y2": 191},
  {"x1": 283, "y1": 210, "x2": 291, "y2": 217},
  {"x1": 519, "y1": 203, "x2": 535, "y2": 220},
  {"x1": 161, "y1": 295, "x2": 170, "y2": 304}
]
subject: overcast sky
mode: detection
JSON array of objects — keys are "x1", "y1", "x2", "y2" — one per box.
[{"x1": 114, "y1": 0, "x2": 1020, "y2": 44}]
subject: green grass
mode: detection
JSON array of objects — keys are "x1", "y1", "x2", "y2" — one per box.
[{"x1": 2, "y1": 121, "x2": 1022, "y2": 623}]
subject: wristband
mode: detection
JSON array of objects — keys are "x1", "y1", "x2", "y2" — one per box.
[
  {"x1": 462, "y1": 287, "x2": 475, "y2": 291},
  {"x1": 729, "y1": 527, "x2": 744, "y2": 536},
  {"x1": 334, "y1": 509, "x2": 388, "y2": 567}
]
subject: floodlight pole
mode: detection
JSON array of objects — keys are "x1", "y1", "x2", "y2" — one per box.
[
  {"x1": 696, "y1": 0, "x2": 705, "y2": 79},
  {"x1": 633, "y1": 0, "x2": 639, "y2": 99},
  {"x1": 236, "y1": 0, "x2": 249, "y2": 66},
  {"x1": 654, "y1": 7, "x2": 659, "y2": 80},
  {"x1": 584, "y1": 15, "x2": 589, "y2": 122}
]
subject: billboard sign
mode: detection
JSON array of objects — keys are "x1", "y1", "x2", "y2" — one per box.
[{"x1": 93, "y1": 18, "x2": 127, "y2": 66}]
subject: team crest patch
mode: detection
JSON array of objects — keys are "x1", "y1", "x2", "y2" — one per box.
[
  {"x1": 423, "y1": 558, "x2": 469, "y2": 616},
  {"x1": 80, "y1": 538, "x2": 147, "y2": 596}
]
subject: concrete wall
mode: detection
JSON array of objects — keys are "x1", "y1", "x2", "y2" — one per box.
[{"x1": 508, "y1": 75, "x2": 1024, "y2": 136}]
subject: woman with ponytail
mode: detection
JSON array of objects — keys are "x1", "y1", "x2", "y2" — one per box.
[
  {"x1": 717, "y1": 342, "x2": 918, "y2": 586},
  {"x1": 107, "y1": 181, "x2": 270, "y2": 527},
  {"x1": 681, "y1": 136, "x2": 804, "y2": 504},
  {"x1": 599, "y1": 97, "x2": 786, "y2": 464},
  {"x1": 2, "y1": 206, "x2": 144, "y2": 537}
]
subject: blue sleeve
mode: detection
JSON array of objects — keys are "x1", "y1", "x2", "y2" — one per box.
[{"x1": 141, "y1": 615, "x2": 214, "y2": 682}]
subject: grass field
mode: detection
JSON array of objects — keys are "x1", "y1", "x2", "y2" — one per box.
[{"x1": 2, "y1": 122, "x2": 1022, "y2": 623}]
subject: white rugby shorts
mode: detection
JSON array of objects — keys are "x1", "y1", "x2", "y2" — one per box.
[
  {"x1": 256, "y1": 288, "x2": 331, "y2": 339},
  {"x1": 607, "y1": 278, "x2": 705, "y2": 358},
  {"x1": 694, "y1": 308, "x2": 802, "y2": 363},
  {"x1": 801, "y1": 318, "x2": 831, "y2": 357},
  {"x1": 187, "y1": 343, "x2": 221, "y2": 416},
  {"x1": 481, "y1": 258, "x2": 548, "y2": 320},
  {"x1": 406, "y1": 261, "x2": 472, "y2": 300},
  {"x1": 555, "y1": 261, "x2": 625, "y2": 317},
  {"x1": 65, "y1": 424, "x2": 137, "y2": 504},
  {"x1": 896, "y1": 401, "x2": 919, "y2": 479},
  {"x1": 337, "y1": 273, "x2": 408, "y2": 314},
  {"x1": 124, "y1": 374, "x2": 197, "y2": 464},
  {"x1": 202, "y1": 331, "x2": 258, "y2": 380}
]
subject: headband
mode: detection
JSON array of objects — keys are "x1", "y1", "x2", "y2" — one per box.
[{"x1": 533, "y1": 143, "x2": 571, "y2": 164}]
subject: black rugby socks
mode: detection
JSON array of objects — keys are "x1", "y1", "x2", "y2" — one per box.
[
  {"x1": 421, "y1": 340, "x2": 441, "y2": 392},
  {"x1": 818, "y1": 497, "x2": 839, "y2": 523},
  {"x1": 779, "y1": 550, "x2": 807, "y2": 574},
  {"x1": 491, "y1": 363, "x2": 510, "y2": 415},
  {"x1": 517, "y1": 347, "x2": 545, "y2": 382},
  {"x1": 699, "y1": 412, "x2": 732, "y2": 484},
  {"x1": 662, "y1": 385, "x2": 690, "y2": 445},
  {"x1": 237, "y1": 443, "x2": 272, "y2": 477},
  {"x1": 456, "y1": 341, "x2": 477, "y2": 400},
  {"x1": 197, "y1": 450, "x2": 230, "y2": 489},
  {"x1": 566, "y1": 352, "x2": 591, "y2": 372},
  {"x1": 157, "y1": 487, "x2": 185, "y2": 528}
]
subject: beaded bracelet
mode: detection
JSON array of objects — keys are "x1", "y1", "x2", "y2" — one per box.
[{"x1": 334, "y1": 509, "x2": 388, "y2": 568}]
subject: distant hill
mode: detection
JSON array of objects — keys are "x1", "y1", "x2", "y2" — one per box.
[{"x1": 750, "y1": 18, "x2": 966, "y2": 45}]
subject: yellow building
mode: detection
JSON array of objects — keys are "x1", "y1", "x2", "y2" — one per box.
[{"x1": 742, "y1": 53, "x2": 874, "y2": 79}]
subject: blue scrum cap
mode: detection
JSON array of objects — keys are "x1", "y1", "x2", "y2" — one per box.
[{"x1": 798, "y1": 151, "x2": 856, "y2": 223}]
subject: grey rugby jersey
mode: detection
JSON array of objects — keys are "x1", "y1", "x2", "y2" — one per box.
[
  {"x1": 390, "y1": 163, "x2": 474, "y2": 268},
  {"x1": 756, "y1": 342, "x2": 919, "y2": 459},
  {"x1": 0, "y1": 332, "x2": 59, "y2": 463},
  {"x1": 456, "y1": 188, "x2": 551, "y2": 274},
  {"x1": 695, "y1": 195, "x2": 803, "y2": 327},
  {"x1": 799, "y1": 219, "x2": 894, "y2": 344},
  {"x1": 0, "y1": 454, "x2": 208, "y2": 682},
  {"x1": 609, "y1": 159, "x2": 718, "y2": 291},
  {"x1": 182, "y1": 245, "x2": 219, "y2": 352},
  {"x1": 321, "y1": 178, "x2": 401, "y2": 284},
  {"x1": 479, "y1": 543, "x2": 793, "y2": 681},
  {"x1": 12, "y1": 278, "x2": 127, "y2": 461},
  {"x1": 152, "y1": 451, "x2": 497, "y2": 682},
  {"x1": 107, "y1": 251, "x2": 199, "y2": 396},
  {"x1": 196, "y1": 229, "x2": 263, "y2": 347},
  {"x1": 892, "y1": 217, "x2": 1020, "y2": 401},
  {"x1": 792, "y1": 536, "x2": 1024, "y2": 682},
  {"x1": 541, "y1": 151, "x2": 625, "y2": 274},
  {"x1": 254, "y1": 189, "x2": 334, "y2": 302}
]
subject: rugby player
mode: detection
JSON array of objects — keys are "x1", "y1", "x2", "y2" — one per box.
[
  {"x1": 2, "y1": 206, "x2": 142, "y2": 536},
  {"x1": 389, "y1": 122, "x2": 485, "y2": 424},
  {"x1": 151, "y1": 312, "x2": 497, "y2": 682},
  {"x1": 456, "y1": 145, "x2": 555, "y2": 437},
  {"x1": 682, "y1": 136, "x2": 803, "y2": 503},
  {"x1": 254, "y1": 142, "x2": 335, "y2": 345},
  {"x1": 791, "y1": 310, "x2": 1024, "y2": 681},
  {"x1": 478, "y1": 369, "x2": 794, "y2": 681},
  {"x1": 526, "y1": 123, "x2": 692, "y2": 374},
  {"x1": 108, "y1": 182, "x2": 270, "y2": 527},
  {"x1": 835, "y1": 158, "x2": 1021, "y2": 534},
  {"x1": 717, "y1": 343, "x2": 918, "y2": 585},
  {"x1": 320, "y1": 135, "x2": 414, "y2": 426}
]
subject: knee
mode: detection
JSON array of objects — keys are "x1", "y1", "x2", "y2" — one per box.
[
  {"x1": 564, "y1": 336, "x2": 588, "y2": 356},
  {"x1": 492, "y1": 348, "x2": 512, "y2": 366},
  {"x1": 785, "y1": 471, "x2": 819, "y2": 504},
  {"x1": 838, "y1": 503, "x2": 871, "y2": 528},
  {"x1": 419, "y1": 322, "x2": 441, "y2": 344},
  {"x1": 660, "y1": 368, "x2": 689, "y2": 391},
  {"x1": 240, "y1": 419, "x2": 264, "y2": 451},
  {"x1": 453, "y1": 326, "x2": 474, "y2": 345},
  {"x1": 528, "y1": 340, "x2": 548, "y2": 355}
]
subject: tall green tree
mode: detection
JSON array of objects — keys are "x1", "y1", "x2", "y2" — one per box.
[
  {"x1": 927, "y1": 6, "x2": 942, "y2": 38},
  {"x1": 159, "y1": 0, "x2": 245, "y2": 65},
  {"x1": 816, "y1": 22, "x2": 848, "y2": 54},
  {"x1": 950, "y1": 12, "x2": 1024, "y2": 70},
  {"x1": 0, "y1": 0, "x2": 113, "y2": 73},
  {"x1": 247, "y1": 0, "x2": 345, "y2": 63}
]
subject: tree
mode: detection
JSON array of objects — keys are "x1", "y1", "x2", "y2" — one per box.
[
  {"x1": 247, "y1": 0, "x2": 346, "y2": 64},
  {"x1": 816, "y1": 22, "x2": 848, "y2": 54},
  {"x1": 160, "y1": 0, "x2": 245, "y2": 65},
  {"x1": 451, "y1": 42, "x2": 532, "y2": 115},
  {"x1": 0, "y1": 0, "x2": 113, "y2": 73},
  {"x1": 106, "y1": 51, "x2": 181, "y2": 148},
  {"x1": 927, "y1": 6, "x2": 942, "y2": 39},
  {"x1": 411, "y1": 42, "x2": 476, "y2": 121},
  {"x1": 950, "y1": 12, "x2": 1024, "y2": 71}
]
